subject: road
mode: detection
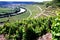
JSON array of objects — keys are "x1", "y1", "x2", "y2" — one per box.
[
  {"x1": 34, "y1": 6, "x2": 53, "y2": 18},
  {"x1": 34, "y1": 5, "x2": 44, "y2": 18},
  {"x1": 26, "y1": 8, "x2": 32, "y2": 18}
]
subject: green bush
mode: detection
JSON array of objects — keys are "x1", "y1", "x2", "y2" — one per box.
[
  {"x1": 0, "y1": 17, "x2": 51, "y2": 40},
  {"x1": 51, "y1": 10, "x2": 60, "y2": 40}
]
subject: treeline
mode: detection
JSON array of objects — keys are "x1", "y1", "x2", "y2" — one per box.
[{"x1": 45, "y1": 0, "x2": 60, "y2": 7}]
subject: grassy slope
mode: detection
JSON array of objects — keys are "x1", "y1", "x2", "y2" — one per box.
[
  {"x1": 0, "y1": 4, "x2": 43, "y2": 22},
  {"x1": 0, "y1": 8, "x2": 14, "y2": 13},
  {"x1": 25, "y1": 5, "x2": 40, "y2": 17}
]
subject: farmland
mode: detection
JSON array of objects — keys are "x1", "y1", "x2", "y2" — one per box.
[
  {"x1": 0, "y1": 8, "x2": 14, "y2": 13},
  {"x1": 0, "y1": 4, "x2": 44, "y2": 22},
  {"x1": 0, "y1": 1, "x2": 60, "y2": 40}
]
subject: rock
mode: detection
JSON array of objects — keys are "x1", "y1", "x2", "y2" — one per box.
[
  {"x1": 37, "y1": 33, "x2": 52, "y2": 40},
  {"x1": 0, "y1": 34, "x2": 6, "y2": 40}
]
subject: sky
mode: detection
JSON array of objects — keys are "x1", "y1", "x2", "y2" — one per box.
[{"x1": 0, "y1": 0, "x2": 52, "y2": 2}]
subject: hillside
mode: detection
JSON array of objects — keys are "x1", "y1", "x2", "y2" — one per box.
[{"x1": 0, "y1": 1, "x2": 60, "y2": 40}]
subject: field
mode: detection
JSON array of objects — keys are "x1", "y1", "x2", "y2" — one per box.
[
  {"x1": 0, "y1": 4, "x2": 57, "y2": 23},
  {"x1": 0, "y1": 4, "x2": 43, "y2": 22},
  {"x1": 0, "y1": 8, "x2": 15, "y2": 14},
  {"x1": 0, "y1": 1, "x2": 60, "y2": 40}
]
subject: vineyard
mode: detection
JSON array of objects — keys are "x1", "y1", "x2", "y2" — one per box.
[
  {"x1": 0, "y1": 10, "x2": 60, "y2": 40},
  {"x1": 0, "y1": 0, "x2": 60, "y2": 40},
  {"x1": 0, "y1": 17, "x2": 51, "y2": 40}
]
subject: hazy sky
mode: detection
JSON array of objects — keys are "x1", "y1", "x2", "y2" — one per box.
[{"x1": 0, "y1": 0, "x2": 52, "y2": 2}]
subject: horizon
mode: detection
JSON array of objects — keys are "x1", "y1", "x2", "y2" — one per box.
[{"x1": 0, "y1": 0, "x2": 52, "y2": 2}]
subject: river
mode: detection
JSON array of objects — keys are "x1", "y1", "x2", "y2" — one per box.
[{"x1": 0, "y1": 7, "x2": 26, "y2": 18}]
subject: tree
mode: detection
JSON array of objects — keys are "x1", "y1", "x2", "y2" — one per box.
[
  {"x1": 53, "y1": 0, "x2": 60, "y2": 7},
  {"x1": 14, "y1": 6, "x2": 20, "y2": 13},
  {"x1": 53, "y1": 0, "x2": 60, "y2": 3}
]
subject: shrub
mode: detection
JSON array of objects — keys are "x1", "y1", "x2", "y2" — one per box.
[{"x1": 0, "y1": 17, "x2": 52, "y2": 40}]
